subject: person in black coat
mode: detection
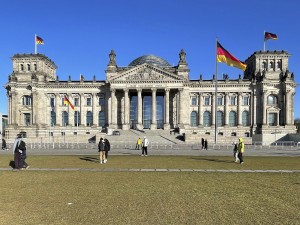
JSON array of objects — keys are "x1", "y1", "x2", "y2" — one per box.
[
  {"x1": 204, "y1": 139, "x2": 208, "y2": 150},
  {"x1": 201, "y1": 138, "x2": 205, "y2": 150},
  {"x1": 98, "y1": 138, "x2": 105, "y2": 164},
  {"x1": 104, "y1": 138, "x2": 110, "y2": 163}
]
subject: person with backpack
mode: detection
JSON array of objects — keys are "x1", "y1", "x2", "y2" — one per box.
[
  {"x1": 98, "y1": 137, "x2": 105, "y2": 164},
  {"x1": 12, "y1": 134, "x2": 27, "y2": 171}
]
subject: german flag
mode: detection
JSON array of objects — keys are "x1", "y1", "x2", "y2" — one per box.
[
  {"x1": 264, "y1": 32, "x2": 277, "y2": 41},
  {"x1": 216, "y1": 41, "x2": 247, "y2": 71},
  {"x1": 36, "y1": 35, "x2": 44, "y2": 45},
  {"x1": 64, "y1": 96, "x2": 75, "y2": 110}
]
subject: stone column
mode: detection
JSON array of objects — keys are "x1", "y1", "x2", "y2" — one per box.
[
  {"x1": 262, "y1": 91, "x2": 267, "y2": 126},
  {"x1": 55, "y1": 94, "x2": 61, "y2": 126},
  {"x1": 92, "y1": 93, "x2": 97, "y2": 127},
  {"x1": 211, "y1": 93, "x2": 215, "y2": 126},
  {"x1": 237, "y1": 92, "x2": 242, "y2": 126},
  {"x1": 80, "y1": 94, "x2": 85, "y2": 126},
  {"x1": 32, "y1": 91, "x2": 38, "y2": 125},
  {"x1": 110, "y1": 89, "x2": 117, "y2": 128},
  {"x1": 164, "y1": 88, "x2": 170, "y2": 129},
  {"x1": 151, "y1": 88, "x2": 157, "y2": 130},
  {"x1": 291, "y1": 92, "x2": 295, "y2": 125},
  {"x1": 285, "y1": 91, "x2": 291, "y2": 125},
  {"x1": 123, "y1": 89, "x2": 130, "y2": 130},
  {"x1": 252, "y1": 91, "x2": 257, "y2": 127},
  {"x1": 224, "y1": 93, "x2": 229, "y2": 127},
  {"x1": 178, "y1": 88, "x2": 186, "y2": 128},
  {"x1": 198, "y1": 93, "x2": 203, "y2": 127},
  {"x1": 137, "y1": 88, "x2": 143, "y2": 130}
]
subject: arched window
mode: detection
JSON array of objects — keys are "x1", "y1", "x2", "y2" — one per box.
[
  {"x1": 203, "y1": 111, "x2": 211, "y2": 127},
  {"x1": 242, "y1": 111, "x2": 249, "y2": 126},
  {"x1": 98, "y1": 111, "x2": 106, "y2": 127},
  {"x1": 229, "y1": 111, "x2": 237, "y2": 127},
  {"x1": 267, "y1": 95, "x2": 277, "y2": 105},
  {"x1": 190, "y1": 111, "x2": 197, "y2": 127},
  {"x1": 270, "y1": 61, "x2": 274, "y2": 70},
  {"x1": 22, "y1": 95, "x2": 32, "y2": 105},
  {"x1": 62, "y1": 111, "x2": 69, "y2": 126},
  {"x1": 20, "y1": 64, "x2": 24, "y2": 71},
  {"x1": 262, "y1": 61, "x2": 267, "y2": 70},
  {"x1": 74, "y1": 111, "x2": 81, "y2": 126},
  {"x1": 276, "y1": 61, "x2": 281, "y2": 71},
  {"x1": 27, "y1": 64, "x2": 31, "y2": 71},
  {"x1": 86, "y1": 111, "x2": 93, "y2": 126},
  {"x1": 217, "y1": 111, "x2": 224, "y2": 127},
  {"x1": 51, "y1": 111, "x2": 56, "y2": 126}
]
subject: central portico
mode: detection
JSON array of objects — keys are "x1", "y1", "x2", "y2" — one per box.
[{"x1": 106, "y1": 51, "x2": 189, "y2": 131}]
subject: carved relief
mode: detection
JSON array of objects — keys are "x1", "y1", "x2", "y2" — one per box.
[{"x1": 126, "y1": 67, "x2": 165, "y2": 80}]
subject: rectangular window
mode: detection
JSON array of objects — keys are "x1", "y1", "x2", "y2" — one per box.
[
  {"x1": 24, "y1": 113, "x2": 31, "y2": 126},
  {"x1": 230, "y1": 96, "x2": 236, "y2": 105},
  {"x1": 204, "y1": 97, "x2": 210, "y2": 106},
  {"x1": 50, "y1": 97, "x2": 55, "y2": 108},
  {"x1": 99, "y1": 96, "x2": 105, "y2": 106},
  {"x1": 74, "y1": 98, "x2": 79, "y2": 106},
  {"x1": 191, "y1": 97, "x2": 197, "y2": 106},
  {"x1": 243, "y1": 96, "x2": 249, "y2": 105},
  {"x1": 86, "y1": 97, "x2": 91, "y2": 106},
  {"x1": 217, "y1": 97, "x2": 223, "y2": 106}
]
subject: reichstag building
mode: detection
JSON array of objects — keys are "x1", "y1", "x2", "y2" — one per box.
[{"x1": 4, "y1": 49, "x2": 297, "y2": 144}]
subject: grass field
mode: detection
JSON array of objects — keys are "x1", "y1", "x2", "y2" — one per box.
[{"x1": 0, "y1": 155, "x2": 299, "y2": 225}]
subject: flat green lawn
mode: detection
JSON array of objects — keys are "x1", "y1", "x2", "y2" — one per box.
[{"x1": 0, "y1": 155, "x2": 299, "y2": 225}]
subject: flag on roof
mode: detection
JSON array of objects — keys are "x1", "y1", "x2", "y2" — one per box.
[
  {"x1": 264, "y1": 32, "x2": 277, "y2": 41},
  {"x1": 216, "y1": 41, "x2": 247, "y2": 71},
  {"x1": 36, "y1": 35, "x2": 44, "y2": 45}
]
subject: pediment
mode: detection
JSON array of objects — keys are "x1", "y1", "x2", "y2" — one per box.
[
  {"x1": 266, "y1": 106, "x2": 280, "y2": 112},
  {"x1": 110, "y1": 63, "x2": 183, "y2": 82}
]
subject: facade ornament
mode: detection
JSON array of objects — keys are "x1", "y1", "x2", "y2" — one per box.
[
  {"x1": 179, "y1": 49, "x2": 187, "y2": 64},
  {"x1": 108, "y1": 50, "x2": 116, "y2": 66}
]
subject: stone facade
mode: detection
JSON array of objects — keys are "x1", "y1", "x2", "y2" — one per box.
[{"x1": 4, "y1": 50, "x2": 297, "y2": 144}]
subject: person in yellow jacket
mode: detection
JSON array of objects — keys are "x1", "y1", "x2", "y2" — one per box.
[
  {"x1": 135, "y1": 137, "x2": 142, "y2": 150},
  {"x1": 237, "y1": 138, "x2": 245, "y2": 164}
]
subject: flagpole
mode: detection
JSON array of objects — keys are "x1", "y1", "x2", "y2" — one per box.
[
  {"x1": 35, "y1": 34, "x2": 37, "y2": 54},
  {"x1": 215, "y1": 37, "x2": 218, "y2": 144},
  {"x1": 263, "y1": 30, "x2": 266, "y2": 52}
]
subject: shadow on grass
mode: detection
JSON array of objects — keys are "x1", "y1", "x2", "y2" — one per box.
[
  {"x1": 79, "y1": 156, "x2": 99, "y2": 163},
  {"x1": 190, "y1": 157, "x2": 234, "y2": 164}
]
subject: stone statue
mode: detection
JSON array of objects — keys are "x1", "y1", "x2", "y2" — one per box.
[
  {"x1": 179, "y1": 49, "x2": 186, "y2": 64},
  {"x1": 108, "y1": 50, "x2": 116, "y2": 66}
]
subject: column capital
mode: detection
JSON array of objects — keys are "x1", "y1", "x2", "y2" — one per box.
[
  {"x1": 151, "y1": 88, "x2": 157, "y2": 92},
  {"x1": 137, "y1": 88, "x2": 142, "y2": 93},
  {"x1": 110, "y1": 88, "x2": 116, "y2": 93},
  {"x1": 165, "y1": 88, "x2": 170, "y2": 93},
  {"x1": 124, "y1": 88, "x2": 129, "y2": 93}
]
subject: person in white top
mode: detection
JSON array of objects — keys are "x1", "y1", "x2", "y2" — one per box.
[{"x1": 141, "y1": 136, "x2": 149, "y2": 156}]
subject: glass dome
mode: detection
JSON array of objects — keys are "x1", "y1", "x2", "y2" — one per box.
[{"x1": 128, "y1": 55, "x2": 171, "y2": 67}]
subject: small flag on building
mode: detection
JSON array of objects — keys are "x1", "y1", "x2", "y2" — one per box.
[
  {"x1": 216, "y1": 41, "x2": 247, "y2": 71},
  {"x1": 264, "y1": 32, "x2": 278, "y2": 41},
  {"x1": 64, "y1": 95, "x2": 75, "y2": 110},
  {"x1": 36, "y1": 35, "x2": 44, "y2": 44}
]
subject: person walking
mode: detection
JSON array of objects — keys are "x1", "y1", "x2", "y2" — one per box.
[
  {"x1": 237, "y1": 138, "x2": 245, "y2": 164},
  {"x1": 201, "y1": 138, "x2": 205, "y2": 150},
  {"x1": 104, "y1": 138, "x2": 110, "y2": 163},
  {"x1": 12, "y1": 134, "x2": 25, "y2": 171},
  {"x1": 135, "y1": 137, "x2": 142, "y2": 150},
  {"x1": 204, "y1": 139, "x2": 208, "y2": 150},
  {"x1": 98, "y1": 137, "x2": 105, "y2": 164},
  {"x1": 2, "y1": 138, "x2": 7, "y2": 151},
  {"x1": 233, "y1": 141, "x2": 239, "y2": 163},
  {"x1": 141, "y1": 136, "x2": 149, "y2": 156}
]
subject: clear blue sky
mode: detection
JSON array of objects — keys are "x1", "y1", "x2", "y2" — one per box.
[{"x1": 1, "y1": 0, "x2": 299, "y2": 118}]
